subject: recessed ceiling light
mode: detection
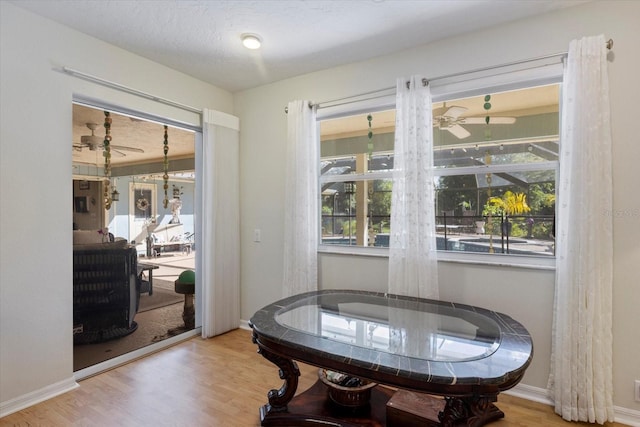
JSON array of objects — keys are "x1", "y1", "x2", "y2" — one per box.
[{"x1": 241, "y1": 34, "x2": 262, "y2": 50}]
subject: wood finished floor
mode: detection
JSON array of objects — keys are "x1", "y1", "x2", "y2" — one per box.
[{"x1": 1, "y1": 328, "x2": 628, "y2": 427}]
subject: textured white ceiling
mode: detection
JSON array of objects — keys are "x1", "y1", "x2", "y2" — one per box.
[{"x1": 11, "y1": 0, "x2": 586, "y2": 93}]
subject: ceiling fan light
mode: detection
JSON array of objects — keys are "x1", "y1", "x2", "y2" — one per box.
[{"x1": 241, "y1": 34, "x2": 262, "y2": 50}]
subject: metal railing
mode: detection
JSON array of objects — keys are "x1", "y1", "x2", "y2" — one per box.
[
  {"x1": 438, "y1": 213, "x2": 555, "y2": 256},
  {"x1": 321, "y1": 212, "x2": 556, "y2": 256}
]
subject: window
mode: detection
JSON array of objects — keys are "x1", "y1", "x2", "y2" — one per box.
[{"x1": 319, "y1": 83, "x2": 559, "y2": 258}]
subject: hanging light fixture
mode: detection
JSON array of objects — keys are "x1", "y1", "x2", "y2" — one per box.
[{"x1": 110, "y1": 177, "x2": 119, "y2": 202}]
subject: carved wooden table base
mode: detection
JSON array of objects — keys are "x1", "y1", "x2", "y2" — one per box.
[{"x1": 254, "y1": 338, "x2": 504, "y2": 427}]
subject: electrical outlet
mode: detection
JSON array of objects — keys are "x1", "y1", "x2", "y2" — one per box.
[{"x1": 635, "y1": 380, "x2": 640, "y2": 402}]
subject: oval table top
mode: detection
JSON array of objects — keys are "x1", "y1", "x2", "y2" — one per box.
[{"x1": 250, "y1": 289, "x2": 533, "y2": 394}]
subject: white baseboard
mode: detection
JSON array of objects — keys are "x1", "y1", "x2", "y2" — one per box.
[
  {"x1": 504, "y1": 382, "x2": 554, "y2": 405},
  {"x1": 0, "y1": 376, "x2": 79, "y2": 418},
  {"x1": 239, "y1": 319, "x2": 251, "y2": 330},
  {"x1": 611, "y1": 406, "x2": 640, "y2": 427},
  {"x1": 505, "y1": 384, "x2": 640, "y2": 427}
]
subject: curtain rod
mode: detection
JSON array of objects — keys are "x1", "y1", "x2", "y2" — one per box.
[
  {"x1": 285, "y1": 38, "x2": 613, "y2": 113},
  {"x1": 57, "y1": 66, "x2": 202, "y2": 115}
]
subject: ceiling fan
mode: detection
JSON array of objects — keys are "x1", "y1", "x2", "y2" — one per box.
[
  {"x1": 433, "y1": 104, "x2": 516, "y2": 139},
  {"x1": 73, "y1": 122, "x2": 144, "y2": 156}
]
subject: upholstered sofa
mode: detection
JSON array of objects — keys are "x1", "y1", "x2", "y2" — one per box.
[{"x1": 73, "y1": 229, "x2": 140, "y2": 344}]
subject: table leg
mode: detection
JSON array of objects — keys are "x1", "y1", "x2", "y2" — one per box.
[
  {"x1": 438, "y1": 394, "x2": 504, "y2": 427},
  {"x1": 252, "y1": 333, "x2": 300, "y2": 416}
]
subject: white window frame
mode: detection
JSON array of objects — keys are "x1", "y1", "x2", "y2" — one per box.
[{"x1": 318, "y1": 60, "x2": 563, "y2": 269}]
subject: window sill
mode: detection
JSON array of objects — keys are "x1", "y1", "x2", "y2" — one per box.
[
  {"x1": 318, "y1": 245, "x2": 556, "y2": 271},
  {"x1": 436, "y1": 250, "x2": 556, "y2": 270},
  {"x1": 318, "y1": 244, "x2": 389, "y2": 258}
]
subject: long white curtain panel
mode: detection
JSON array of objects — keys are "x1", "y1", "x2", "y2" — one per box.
[
  {"x1": 388, "y1": 76, "x2": 439, "y2": 299},
  {"x1": 283, "y1": 100, "x2": 318, "y2": 297},
  {"x1": 548, "y1": 34, "x2": 614, "y2": 424},
  {"x1": 200, "y1": 109, "x2": 240, "y2": 338}
]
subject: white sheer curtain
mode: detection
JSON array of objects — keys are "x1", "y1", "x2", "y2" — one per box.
[
  {"x1": 548, "y1": 34, "x2": 614, "y2": 424},
  {"x1": 388, "y1": 76, "x2": 439, "y2": 299},
  {"x1": 282, "y1": 100, "x2": 318, "y2": 297},
  {"x1": 200, "y1": 109, "x2": 240, "y2": 338}
]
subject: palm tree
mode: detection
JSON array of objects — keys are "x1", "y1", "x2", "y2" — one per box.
[
  {"x1": 484, "y1": 191, "x2": 531, "y2": 216},
  {"x1": 483, "y1": 191, "x2": 531, "y2": 236}
]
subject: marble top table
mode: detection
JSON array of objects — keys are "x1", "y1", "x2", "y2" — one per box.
[{"x1": 249, "y1": 289, "x2": 533, "y2": 426}]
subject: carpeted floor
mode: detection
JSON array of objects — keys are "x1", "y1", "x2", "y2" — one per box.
[
  {"x1": 138, "y1": 286, "x2": 183, "y2": 312},
  {"x1": 73, "y1": 283, "x2": 190, "y2": 371}
]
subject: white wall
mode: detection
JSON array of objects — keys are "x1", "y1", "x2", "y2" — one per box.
[
  {"x1": 235, "y1": 0, "x2": 640, "y2": 415},
  {"x1": 0, "y1": 3, "x2": 231, "y2": 412},
  {"x1": 2, "y1": 0, "x2": 639, "y2": 420}
]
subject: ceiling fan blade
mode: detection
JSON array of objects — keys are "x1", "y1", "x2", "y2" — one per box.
[
  {"x1": 462, "y1": 117, "x2": 487, "y2": 124},
  {"x1": 110, "y1": 144, "x2": 144, "y2": 153},
  {"x1": 463, "y1": 116, "x2": 516, "y2": 124},
  {"x1": 447, "y1": 124, "x2": 471, "y2": 139},
  {"x1": 432, "y1": 106, "x2": 448, "y2": 117},
  {"x1": 443, "y1": 106, "x2": 467, "y2": 119},
  {"x1": 112, "y1": 149, "x2": 126, "y2": 157}
]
